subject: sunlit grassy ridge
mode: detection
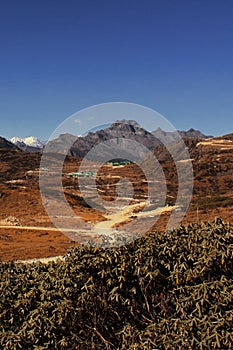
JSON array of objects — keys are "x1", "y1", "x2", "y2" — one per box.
[{"x1": 0, "y1": 219, "x2": 232, "y2": 349}]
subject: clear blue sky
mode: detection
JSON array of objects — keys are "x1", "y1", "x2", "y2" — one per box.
[{"x1": 0, "y1": 0, "x2": 233, "y2": 139}]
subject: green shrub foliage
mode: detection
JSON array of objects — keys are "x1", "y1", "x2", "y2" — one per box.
[{"x1": 0, "y1": 219, "x2": 232, "y2": 349}]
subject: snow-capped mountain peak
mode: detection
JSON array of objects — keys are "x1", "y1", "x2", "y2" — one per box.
[{"x1": 10, "y1": 136, "x2": 45, "y2": 149}]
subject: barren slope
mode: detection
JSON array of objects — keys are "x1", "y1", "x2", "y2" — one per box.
[{"x1": 0, "y1": 133, "x2": 232, "y2": 261}]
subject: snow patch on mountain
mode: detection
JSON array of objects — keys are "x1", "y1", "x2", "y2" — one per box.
[{"x1": 10, "y1": 136, "x2": 46, "y2": 149}]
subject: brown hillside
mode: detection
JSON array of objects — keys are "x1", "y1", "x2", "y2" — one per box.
[{"x1": 0, "y1": 133, "x2": 232, "y2": 261}]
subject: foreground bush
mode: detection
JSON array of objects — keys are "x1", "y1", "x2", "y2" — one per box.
[{"x1": 0, "y1": 219, "x2": 232, "y2": 349}]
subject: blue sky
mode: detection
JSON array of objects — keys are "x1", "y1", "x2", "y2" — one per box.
[{"x1": 0, "y1": 0, "x2": 233, "y2": 139}]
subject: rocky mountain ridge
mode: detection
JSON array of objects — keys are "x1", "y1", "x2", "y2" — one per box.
[{"x1": 45, "y1": 120, "x2": 211, "y2": 159}]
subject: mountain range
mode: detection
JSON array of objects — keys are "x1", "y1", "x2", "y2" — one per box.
[
  {"x1": 10, "y1": 136, "x2": 46, "y2": 152},
  {"x1": 44, "y1": 120, "x2": 212, "y2": 160},
  {"x1": 0, "y1": 121, "x2": 216, "y2": 156}
]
